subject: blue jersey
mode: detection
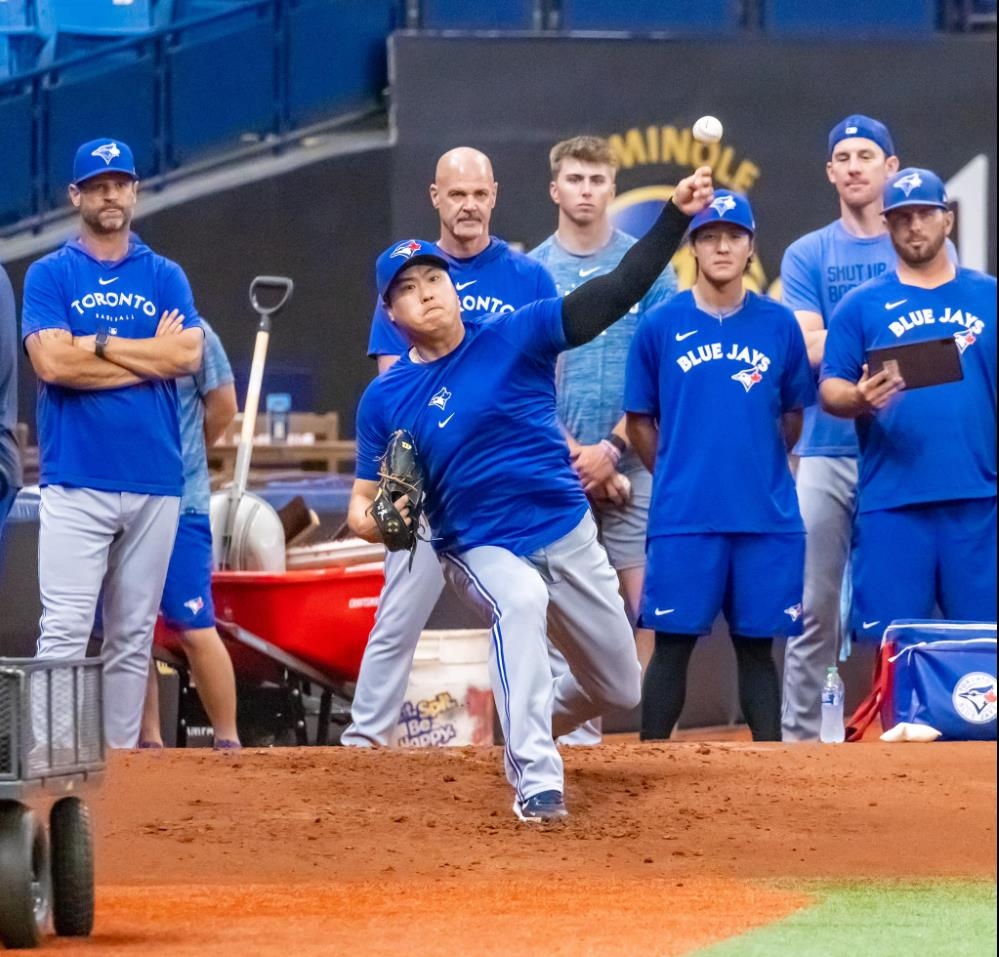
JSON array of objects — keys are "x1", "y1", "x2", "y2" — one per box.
[
  {"x1": 356, "y1": 299, "x2": 588, "y2": 555},
  {"x1": 529, "y1": 229, "x2": 677, "y2": 444},
  {"x1": 367, "y1": 238, "x2": 557, "y2": 357},
  {"x1": 625, "y1": 290, "x2": 815, "y2": 534},
  {"x1": 178, "y1": 321, "x2": 233, "y2": 513},
  {"x1": 21, "y1": 237, "x2": 203, "y2": 496},
  {"x1": 822, "y1": 267, "x2": 997, "y2": 513},
  {"x1": 781, "y1": 222, "x2": 898, "y2": 458}
]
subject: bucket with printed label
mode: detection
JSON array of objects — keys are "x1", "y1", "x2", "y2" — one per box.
[{"x1": 391, "y1": 629, "x2": 493, "y2": 747}]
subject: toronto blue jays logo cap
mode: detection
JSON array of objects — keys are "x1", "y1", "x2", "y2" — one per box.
[
  {"x1": 882, "y1": 168, "x2": 949, "y2": 214},
  {"x1": 827, "y1": 114, "x2": 895, "y2": 159},
  {"x1": 72, "y1": 138, "x2": 138, "y2": 186},
  {"x1": 687, "y1": 190, "x2": 755, "y2": 237},
  {"x1": 376, "y1": 239, "x2": 450, "y2": 302}
]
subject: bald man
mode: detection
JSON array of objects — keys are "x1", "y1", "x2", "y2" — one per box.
[{"x1": 342, "y1": 147, "x2": 557, "y2": 747}]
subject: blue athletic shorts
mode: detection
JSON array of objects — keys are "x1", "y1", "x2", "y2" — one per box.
[
  {"x1": 851, "y1": 497, "x2": 997, "y2": 641},
  {"x1": 642, "y1": 532, "x2": 806, "y2": 638},
  {"x1": 160, "y1": 511, "x2": 216, "y2": 631}
]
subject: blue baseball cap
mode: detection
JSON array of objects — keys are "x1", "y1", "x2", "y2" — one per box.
[
  {"x1": 688, "y1": 190, "x2": 755, "y2": 237},
  {"x1": 827, "y1": 114, "x2": 895, "y2": 159},
  {"x1": 376, "y1": 239, "x2": 450, "y2": 301},
  {"x1": 72, "y1": 138, "x2": 138, "y2": 186},
  {"x1": 882, "y1": 168, "x2": 949, "y2": 214}
]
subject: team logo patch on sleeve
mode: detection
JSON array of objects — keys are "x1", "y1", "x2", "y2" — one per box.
[
  {"x1": 183, "y1": 596, "x2": 205, "y2": 615},
  {"x1": 784, "y1": 603, "x2": 803, "y2": 622}
]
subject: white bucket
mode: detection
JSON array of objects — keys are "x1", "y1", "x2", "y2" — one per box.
[{"x1": 391, "y1": 629, "x2": 493, "y2": 747}]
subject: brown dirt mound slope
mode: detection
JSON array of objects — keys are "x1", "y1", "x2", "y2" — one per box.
[{"x1": 70, "y1": 742, "x2": 996, "y2": 956}]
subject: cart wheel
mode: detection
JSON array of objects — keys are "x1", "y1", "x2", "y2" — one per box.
[
  {"x1": 0, "y1": 800, "x2": 51, "y2": 949},
  {"x1": 50, "y1": 796, "x2": 95, "y2": 937}
]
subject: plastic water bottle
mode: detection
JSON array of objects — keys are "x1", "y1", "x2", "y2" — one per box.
[
  {"x1": 819, "y1": 666, "x2": 846, "y2": 744},
  {"x1": 266, "y1": 393, "x2": 291, "y2": 443}
]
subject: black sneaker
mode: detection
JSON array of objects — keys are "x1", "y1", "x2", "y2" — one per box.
[{"x1": 513, "y1": 789, "x2": 569, "y2": 822}]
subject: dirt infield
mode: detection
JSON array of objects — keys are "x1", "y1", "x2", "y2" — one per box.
[{"x1": 70, "y1": 742, "x2": 996, "y2": 956}]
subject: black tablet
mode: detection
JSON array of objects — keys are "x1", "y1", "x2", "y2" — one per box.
[{"x1": 867, "y1": 335, "x2": 964, "y2": 390}]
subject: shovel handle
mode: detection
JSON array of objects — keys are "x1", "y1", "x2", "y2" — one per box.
[{"x1": 249, "y1": 276, "x2": 294, "y2": 319}]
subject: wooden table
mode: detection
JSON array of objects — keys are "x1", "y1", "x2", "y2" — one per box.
[{"x1": 207, "y1": 438, "x2": 357, "y2": 476}]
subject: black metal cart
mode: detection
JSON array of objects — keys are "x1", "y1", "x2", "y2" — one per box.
[{"x1": 0, "y1": 658, "x2": 104, "y2": 949}]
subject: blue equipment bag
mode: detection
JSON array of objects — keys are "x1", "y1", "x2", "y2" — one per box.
[{"x1": 883, "y1": 621, "x2": 997, "y2": 741}]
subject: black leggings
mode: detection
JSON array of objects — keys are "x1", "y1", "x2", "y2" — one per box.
[{"x1": 640, "y1": 632, "x2": 781, "y2": 742}]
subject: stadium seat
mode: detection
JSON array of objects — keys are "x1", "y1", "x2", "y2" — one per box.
[
  {"x1": 416, "y1": 0, "x2": 542, "y2": 30},
  {"x1": 35, "y1": 0, "x2": 156, "y2": 35},
  {"x1": 558, "y1": 0, "x2": 741, "y2": 32},
  {"x1": 761, "y1": 0, "x2": 938, "y2": 35},
  {"x1": 0, "y1": 30, "x2": 43, "y2": 76}
]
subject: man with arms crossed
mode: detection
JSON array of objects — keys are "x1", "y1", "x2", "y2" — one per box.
[
  {"x1": 348, "y1": 168, "x2": 713, "y2": 820},
  {"x1": 22, "y1": 138, "x2": 203, "y2": 748},
  {"x1": 821, "y1": 168, "x2": 996, "y2": 638},
  {"x1": 342, "y1": 147, "x2": 557, "y2": 747}
]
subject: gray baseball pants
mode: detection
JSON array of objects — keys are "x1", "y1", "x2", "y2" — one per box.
[
  {"x1": 35, "y1": 486, "x2": 180, "y2": 749},
  {"x1": 781, "y1": 456, "x2": 857, "y2": 741},
  {"x1": 340, "y1": 531, "x2": 444, "y2": 746},
  {"x1": 443, "y1": 512, "x2": 641, "y2": 805}
]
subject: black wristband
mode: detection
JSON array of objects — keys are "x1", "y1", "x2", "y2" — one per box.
[
  {"x1": 95, "y1": 330, "x2": 109, "y2": 360},
  {"x1": 605, "y1": 433, "x2": 627, "y2": 455}
]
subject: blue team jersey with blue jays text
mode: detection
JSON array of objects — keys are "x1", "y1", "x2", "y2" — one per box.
[
  {"x1": 625, "y1": 290, "x2": 815, "y2": 534},
  {"x1": 367, "y1": 237, "x2": 558, "y2": 357},
  {"x1": 21, "y1": 237, "x2": 203, "y2": 496},
  {"x1": 529, "y1": 229, "x2": 677, "y2": 443},
  {"x1": 821, "y1": 267, "x2": 997, "y2": 513},
  {"x1": 356, "y1": 299, "x2": 588, "y2": 555},
  {"x1": 178, "y1": 321, "x2": 233, "y2": 513}
]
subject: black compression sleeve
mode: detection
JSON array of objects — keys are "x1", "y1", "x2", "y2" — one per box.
[{"x1": 561, "y1": 200, "x2": 691, "y2": 348}]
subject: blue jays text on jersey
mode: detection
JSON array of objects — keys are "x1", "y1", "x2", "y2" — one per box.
[
  {"x1": 625, "y1": 290, "x2": 815, "y2": 535},
  {"x1": 356, "y1": 299, "x2": 589, "y2": 556},
  {"x1": 21, "y1": 237, "x2": 203, "y2": 496},
  {"x1": 367, "y1": 238, "x2": 557, "y2": 357},
  {"x1": 822, "y1": 267, "x2": 997, "y2": 514}
]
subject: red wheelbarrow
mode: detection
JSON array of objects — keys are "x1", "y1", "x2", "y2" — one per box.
[{"x1": 154, "y1": 546, "x2": 384, "y2": 746}]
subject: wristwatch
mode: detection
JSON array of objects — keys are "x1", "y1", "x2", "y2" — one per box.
[{"x1": 95, "y1": 329, "x2": 109, "y2": 360}]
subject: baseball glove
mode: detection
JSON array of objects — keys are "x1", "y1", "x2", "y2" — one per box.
[{"x1": 369, "y1": 429, "x2": 425, "y2": 555}]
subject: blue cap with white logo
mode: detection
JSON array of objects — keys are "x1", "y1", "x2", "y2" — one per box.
[
  {"x1": 827, "y1": 114, "x2": 895, "y2": 159},
  {"x1": 72, "y1": 138, "x2": 138, "y2": 186},
  {"x1": 376, "y1": 239, "x2": 450, "y2": 301},
  {"x1": 882, "y1": 168, "x2": 949, "y2": 214},
  {"x1": 688, "y1": 190, "x2": 755, "y2": 237}
]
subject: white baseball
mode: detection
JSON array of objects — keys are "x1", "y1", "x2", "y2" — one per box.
[{"x1": 692, "y1": 115, "x2": 723, "y2": 144}]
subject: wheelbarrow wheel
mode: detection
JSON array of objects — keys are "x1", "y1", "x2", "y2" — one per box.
[
  {"x1": 0, "y1": 800, "x2": 51, "y2": 949},
  {"x1": 50, "y1": 796, "x2": 94, "y2": 937}
]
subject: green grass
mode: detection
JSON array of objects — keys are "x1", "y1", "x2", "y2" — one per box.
[{"x1": 692, "y1": 880, "x2": 997, "y2": 957}]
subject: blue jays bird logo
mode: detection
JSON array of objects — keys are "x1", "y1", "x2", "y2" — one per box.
[
  {"x1": 183, "y1": 596, "x2": 205, "y2": 615},
  {"x1": 391, "y1": 240, "x2": 423, "y2": 260},
  {"x1": 91, "y1": 141, "x2": 122, "y2": 165},
  {"x1": 731, "y1": 365, "x2": 764, "y2": 392},
  {"x1": 953, "y1": 329, "x2": 978, "y2": 354},
  {"x1": 428, "y1": 387, "x2": 451, "y2": 411},
  {"x1": 709, "y1": 194, "x2": 737, "y2": 217},
  {"x1": 952, "y1": 672, "x2": 997, "y2": 724},
  {"x1": 784, "y1": 603, "x2": 803, "y2": 622},
  {"x1": 892, "y1": 171, "x2": 924, "y2": 198}
]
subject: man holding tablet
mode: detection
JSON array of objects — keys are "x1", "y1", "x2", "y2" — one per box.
[{"x1": 821, "y1": 167, "x2": 996, "y2": 639}]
